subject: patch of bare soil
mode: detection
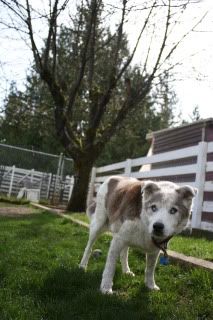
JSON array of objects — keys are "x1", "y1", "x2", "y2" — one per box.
[{"x1": 0, "y1": 207, "x2": 36, "y2": 217}]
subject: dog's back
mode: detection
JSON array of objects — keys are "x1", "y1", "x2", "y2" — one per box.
[
  {"x1": 105, "y1": 176, "x2": 144, "y2": 223},
  {"x1": 86, "y1": 176, "x2": 143, "y2": 225}
]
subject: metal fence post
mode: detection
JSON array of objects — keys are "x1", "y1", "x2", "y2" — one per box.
[
  {"x1": 57, "y1": 153, "x2": 64, "y2": 177},
  {"x1": 47, "y1": 173, "x2": 52, "y2": 199},
  {"x1": 192, "y1": 141, "x2": 208, "y2": 229},
  {"x1": 8, "y1": 165, "x2": 15, "y2": 197},
  {"x1": 53, "y1": 153, "x2": 64, "y2": 204}
]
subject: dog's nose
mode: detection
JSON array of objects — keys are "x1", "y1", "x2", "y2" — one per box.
[{"x1": 153, "y1": 222, "x2": 164, "y2": 233}]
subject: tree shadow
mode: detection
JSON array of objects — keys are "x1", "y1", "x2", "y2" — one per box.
[
  {"x1": 12, "y1": 212, "x2": 61, "y2": 240},
  {"x1": 27, "y1": 266, "x2": 158, "y2": 320},
  {"x1": 183, "y1": 229, "x2": 213, "y2": 241}
]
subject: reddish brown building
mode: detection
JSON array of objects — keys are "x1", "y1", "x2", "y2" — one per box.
[{"x1": 147, "y1": 118, "x2": 213, "y2": 153}]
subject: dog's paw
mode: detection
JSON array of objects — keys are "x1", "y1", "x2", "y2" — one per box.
[
  {"x1": 145, "y1": 283, "x2": 160, "y2": 291},
  {"x1": 79, "y1": 264, "x2": 87, "y2": 271},
  {"x1": 100, "y1": 287, "x2": 113, "y2": 295},
  {"x1": 124, "y1": 271, "x2": 135, "y2": 277},
  {"x1": 151, "y1": 284, "x2": 160, "y2": 291}
]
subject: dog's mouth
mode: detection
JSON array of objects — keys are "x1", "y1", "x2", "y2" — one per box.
[
  {"x1": 152, "y1": 228, "x2": 168, "y2": 240},
  {"x1": 151, "y1": 235, "x2": 173, "y2": 256},
  {"x1": 152, "y1": 230, "x2": 164, "y2": 238},
  {"x1": 152, "y1": 233, "x2": 173, "y2": 242}
]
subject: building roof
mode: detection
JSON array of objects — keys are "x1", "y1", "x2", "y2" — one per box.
[{"x1": 146, "y1": 118, "x2": 213, "y2": 140}]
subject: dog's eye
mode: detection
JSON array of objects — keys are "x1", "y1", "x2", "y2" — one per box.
[
  {"x1": 151, "y1": 205, "x2": 157, "y2": 212},
  {"x1": 170, "y1": 207, "x2": 177, "y2": 214}
]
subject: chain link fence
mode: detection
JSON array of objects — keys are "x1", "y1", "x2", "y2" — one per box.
[{"x1": 0, "y1": 143, "x2": 74, "y2": 205}]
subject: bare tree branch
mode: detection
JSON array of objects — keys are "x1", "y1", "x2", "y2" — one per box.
[
  {"x1": 67, "y1": 0, "x2": 98, "y2": 116},
  {"x1": 105, "y1": 0, "x2": 199, "y2": 13},
  {"x1": 158, "y1": 10, "x2": 208, "y2": 70},
  {"x1": 43, "y1": 0, "x2": 59, "y2": 69},
  {"x1": 142, "y1": 22, "x2": 156, "y2": 76},
  {"x1": 88, "y1": 0, "x2": 156, "y2": 135},
  {"x1": 0, "y1": 0, "x2": 27, "y2": 23}
]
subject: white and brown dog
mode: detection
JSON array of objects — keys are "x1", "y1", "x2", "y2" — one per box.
[{"x1": 80, "y1": 176, "x2": 197, "y2": 294}]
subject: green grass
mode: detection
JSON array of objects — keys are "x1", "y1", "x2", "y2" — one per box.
[
  {"x1": 170, "y1": 235, "x2": 213, "y2": 261},
  {"x1": 0, "y1": 209, "x2": 212, "y2": 320},
  {"x1": 0, "y1": 194, "x2": 29, "y2": 205},
  {"x1": 71, "y1": 212, "x2": 90, "y2": 223}
]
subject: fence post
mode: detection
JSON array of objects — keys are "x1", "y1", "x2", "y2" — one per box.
[
  {"x1": 124, "y1": 159, "x2": 132, "y2": 176},
  {"x1": 53, "y1": 153, "x2": 64, "y2": 204},
  {"x1": 57, "y1": 153, "x2": 64, "y2": 177},
  {"x1": 86, "y1": 167, "x2": 97, "y2": 206},
  {"x1": 8, "y1": 165, "x2": 15, "y2": 197},
  {"x1": 47, "y1": 173, "x2": 52, "y2": 199},
  {"x1": 31, "y1": 169, "x2": 34, "y2": 183},
  {"x1": 191, "y1": 141, "x2": 208, "y2": 229},
  {"x1": 68, "y1": 176, "x2": 74, "y2": 201}
]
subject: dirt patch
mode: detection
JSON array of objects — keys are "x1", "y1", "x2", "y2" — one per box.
[{"x1": 0, "y1": 206, "x2": 36, "y2": 217}]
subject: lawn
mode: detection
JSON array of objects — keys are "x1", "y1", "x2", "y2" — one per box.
[
  {"x1": 0, "y1": 195, "x2": 29, "y2": 206},
  {"x1": 0, "y1": 208, "x2": 212, "y2": 320}
]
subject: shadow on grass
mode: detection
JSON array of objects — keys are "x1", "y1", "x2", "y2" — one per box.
[
  {"x1": 33, "y1": 266, "x2": 156, "y2": 320},
  {"x1": 11, "y1": 212, "x2": 61, "y2": 240},
  {"x1": 181, "y1": 228, "x2": 213, "y2": 241}
]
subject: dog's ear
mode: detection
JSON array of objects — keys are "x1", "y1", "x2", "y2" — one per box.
[
  {"x1": 141, "y1": 181, "x2": 160, "y2": 198},
  {"x1": 176, "y1": 185, "x2": 198, "y2": 199}
]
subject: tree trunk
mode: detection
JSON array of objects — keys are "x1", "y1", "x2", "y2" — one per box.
[{"x1": 67, "y1": 158, "x2": 93, "y2": 212}]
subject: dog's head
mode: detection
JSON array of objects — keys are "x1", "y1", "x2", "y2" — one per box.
[{"x1": 141, "y1": 181, "x2": 197, "y2": 240}]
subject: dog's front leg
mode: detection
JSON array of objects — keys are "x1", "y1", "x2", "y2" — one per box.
[
  {"x1": 120, "y1": 246, "x2": 135, "y2": 276},
  {"x1": 145, "y1": 251, "x2": 160, "y2": 290},
  {"x1": 100, "y1": 236, "x2": 124, "y2": 294}
]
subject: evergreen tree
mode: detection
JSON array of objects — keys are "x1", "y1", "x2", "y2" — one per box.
[{"x1": 0, "y1": 78, "x2": 61, "y2": 153}]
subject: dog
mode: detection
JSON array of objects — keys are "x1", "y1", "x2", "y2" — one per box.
[{"x1": 80, "y1": 176, "x2": 197, "y2": 294}]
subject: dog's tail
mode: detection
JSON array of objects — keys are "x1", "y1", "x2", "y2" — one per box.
[{"x1": 86, "y1": 180, "x2": 96, "y2": 220}]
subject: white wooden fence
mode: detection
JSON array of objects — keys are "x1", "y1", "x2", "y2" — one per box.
[
  {"x1": 0, "y1": 165, "x2": 73, "y2": 204},
  {"x1": 89, "y1": 141, "x2": 213, "y2": 232}
]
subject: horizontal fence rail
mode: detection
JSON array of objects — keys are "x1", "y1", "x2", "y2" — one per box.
[
  {"x1": 96, "y1": 161, "x2": 127, "y2": 174},
  {"x1": 207, "y1": 141, "x2": 213, "y2": 153},
  {"x1": 204, "y1": 182, "x2": 213, "y2": 192},
  {"x1": 131, "y1": 145, "x2": 199, "y2": 167},
  {"x1": 131, "y1": 164, "x2": 197, "y2": 179},
  {"x1": 203, "y1": 202, "x2": 213, "y2": 212}
]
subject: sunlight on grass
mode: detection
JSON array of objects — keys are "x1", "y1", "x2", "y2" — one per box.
[
  {"x1": 170, "y1": 235, "x2": 213, "y2": 261},
  {"x1": 71, "y1": 212, "x2": 90, "y2": 223}
]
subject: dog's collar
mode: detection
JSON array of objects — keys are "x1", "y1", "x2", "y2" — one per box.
[{"x1": 151, "y1": 235, "x2": 173, "y2": 257}]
